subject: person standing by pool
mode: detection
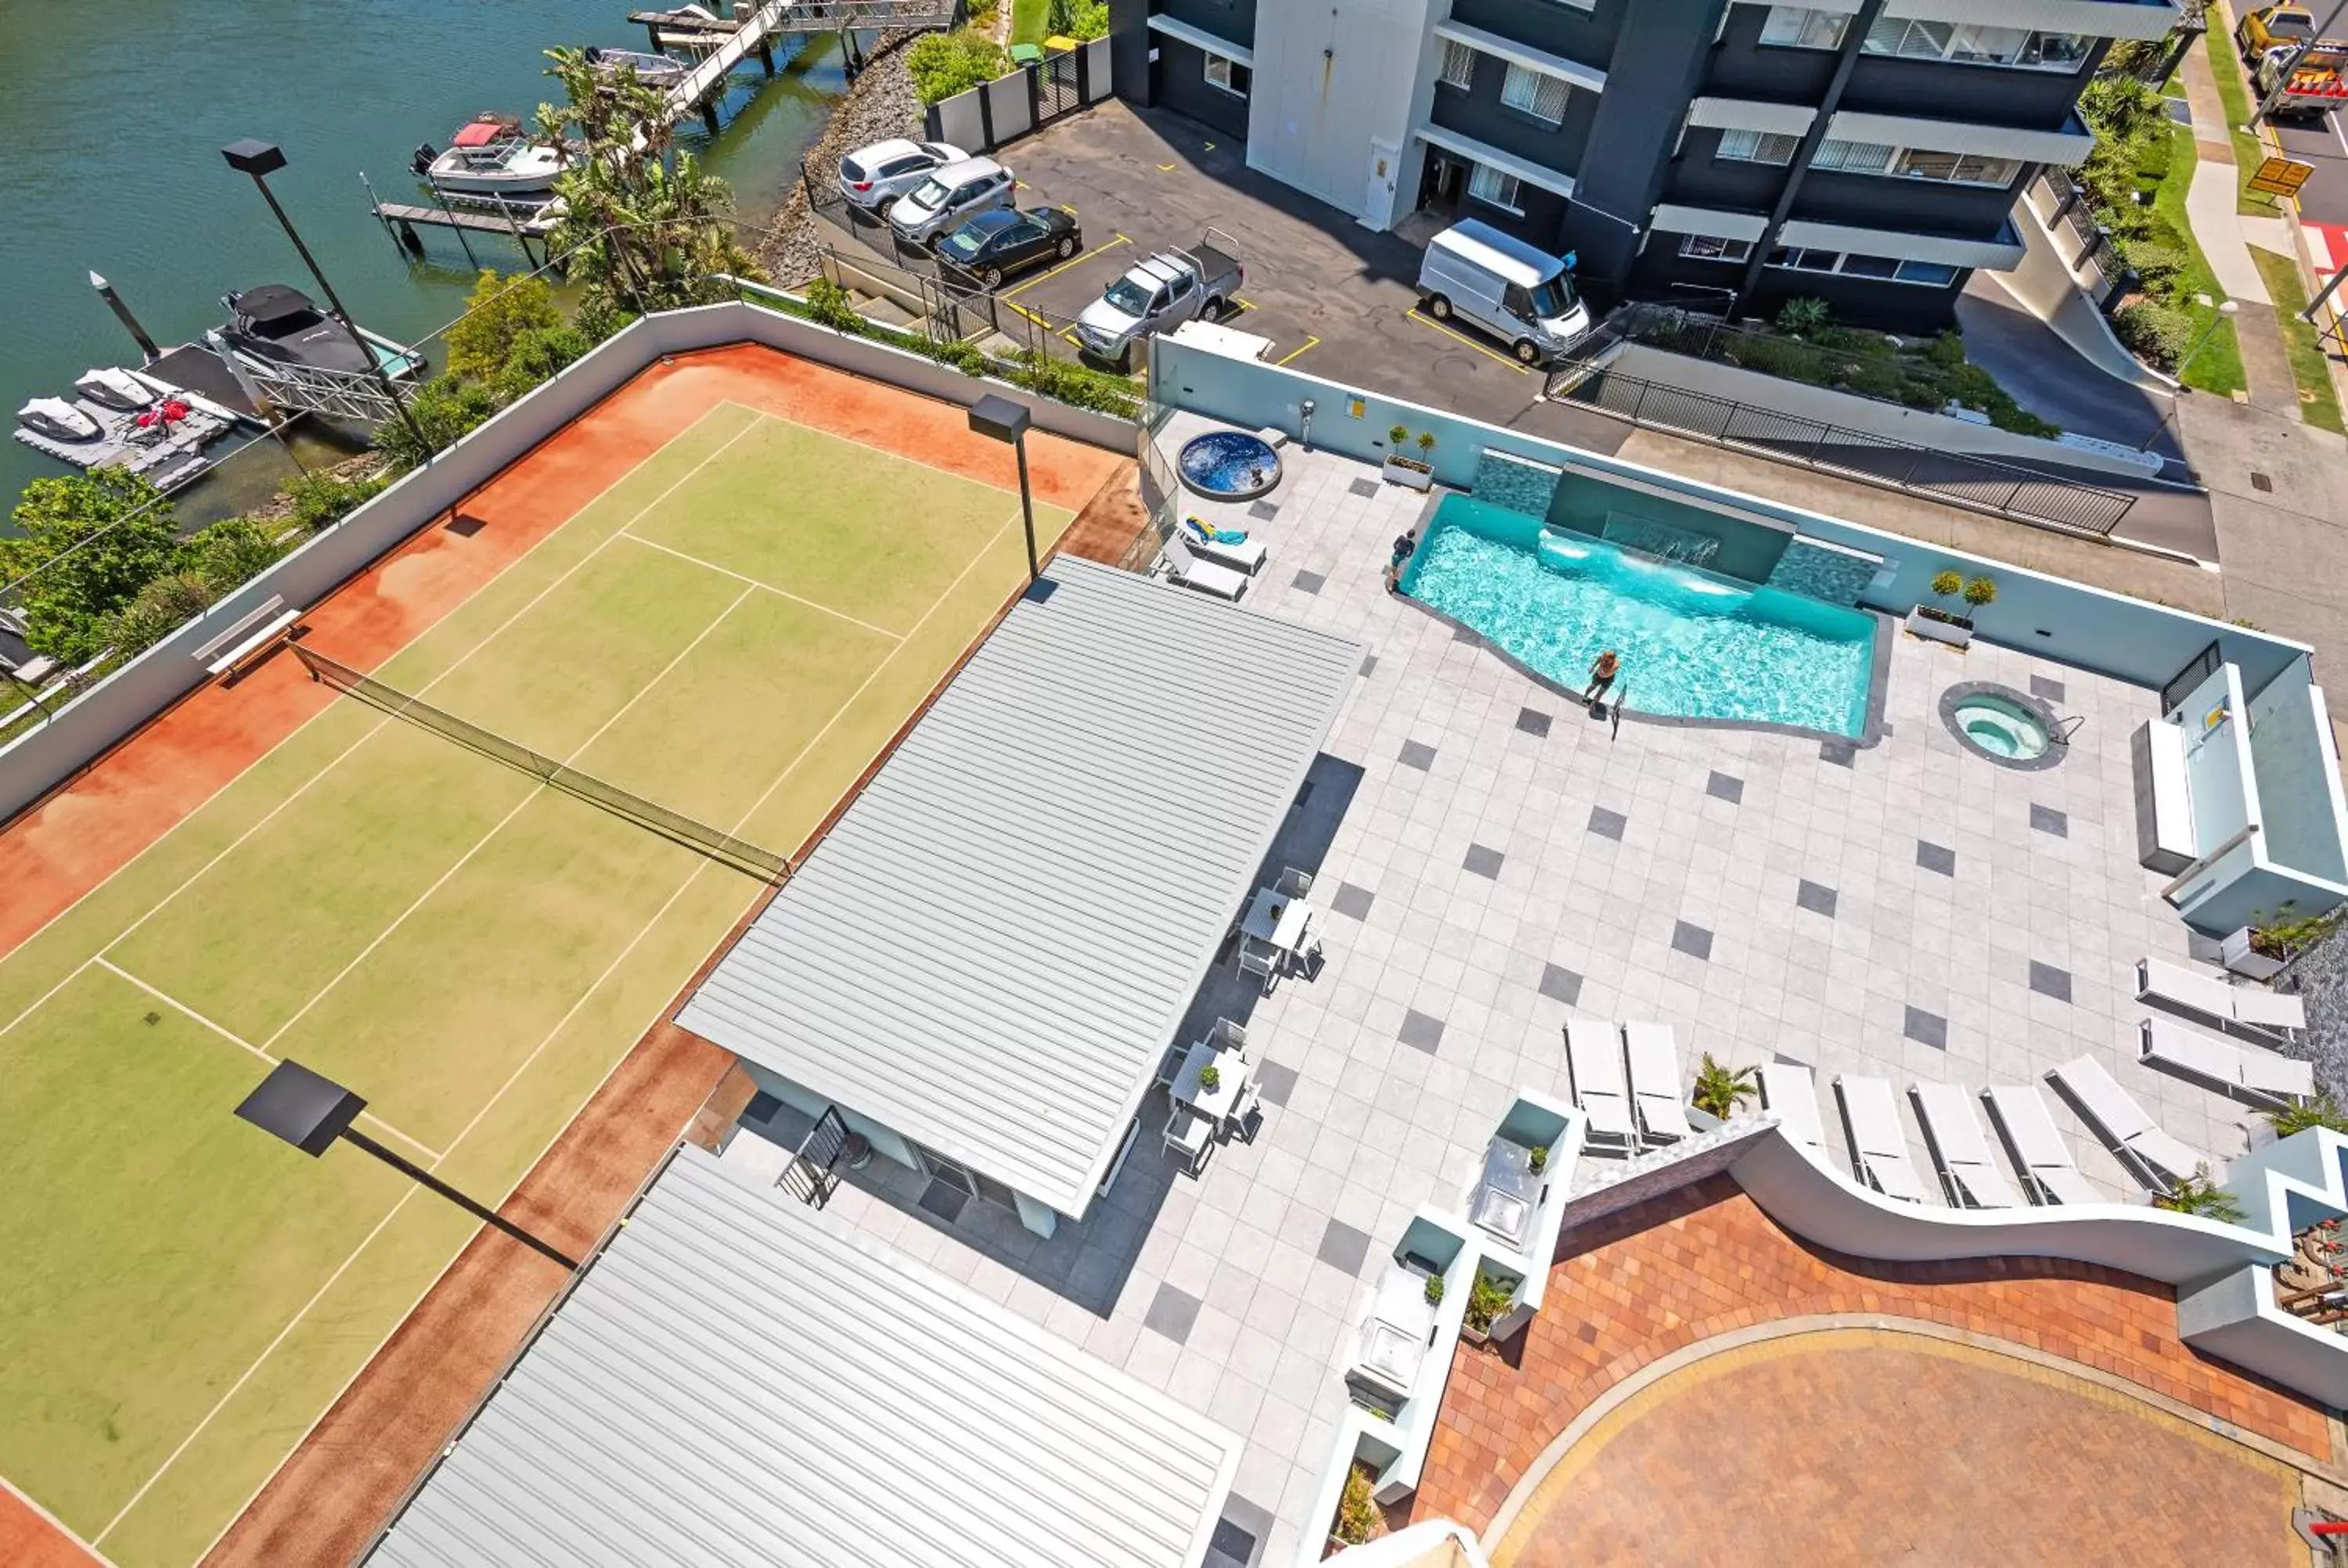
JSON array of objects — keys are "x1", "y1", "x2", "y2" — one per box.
[
  {"x1": 1385, "y1": 529, "x2": 1417, "y2": 593},
  {"x1": 1583, "y1": 649, "x2": 1620, "y2": 710}
]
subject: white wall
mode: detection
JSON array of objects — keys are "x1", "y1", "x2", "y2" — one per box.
[
  {"x1": 1248, "y1": 0, "x2": 1432, "y2": 219},
  {"x1": 2174, "y1": 664, "x2": 2256, "y2": 858},
  {"x1": 2248, "y1": 660, "x2": 2348, "y2": 884}
]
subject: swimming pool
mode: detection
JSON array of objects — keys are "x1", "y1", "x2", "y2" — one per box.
[{"x1": 1403, "y1": 494, "x2": 1878, "y2": 738}]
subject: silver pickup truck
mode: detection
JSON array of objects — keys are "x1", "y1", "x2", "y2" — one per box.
[{"x1": 1075, "y1": 230, "x2": 1243, "y2": 367}]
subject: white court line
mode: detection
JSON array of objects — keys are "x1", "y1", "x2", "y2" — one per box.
[
  {"x1": 615, "y1": 530, "x2": 905, "y2": 642},
  {"x1": 711, "y1": 397, "x2": 1069, "y2": 505},
  {"x1": 1, "y1": 1467, "x2": 118, "y2": 1568}
]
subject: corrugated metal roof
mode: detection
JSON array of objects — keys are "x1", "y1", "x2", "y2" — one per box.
[
  {"x1": 371, "y1": 1146, "x2": 1243, "y2": 1568},
  {"x1": 677, "y1": 557, "x2": 1362, "y2": 1216}
]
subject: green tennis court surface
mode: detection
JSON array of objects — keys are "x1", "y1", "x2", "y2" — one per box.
[{"x1": 0, "y1": 401, "x2": 1071, "y2": 1565}]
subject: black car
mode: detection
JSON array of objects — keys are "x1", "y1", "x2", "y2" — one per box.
[{"x1": 935, "y1": 207, "x2": 1082, "y2": 288}]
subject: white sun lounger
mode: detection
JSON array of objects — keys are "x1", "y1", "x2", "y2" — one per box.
[
  {"x1": 2046, "y1": 1055, "x2": 2214, "y2": 1192},
  {"x1": 1622, "y1": 1022, "x2": 1693, "y2": 1145},
  {"x1": 1758, "y1": 1061, "x2": 1825, "y2": 1151},
  {"x1": 2137, "y1": 955, "x2": 2306, "y2": 1035},
  {"x1": 1910, "y1": 1081, "x2": 2021, "y2": 1209},
  {"x1": 1176, "y1": 519, "x2": 1269, "y2": 574},
  {"x1": 1834, "y1": 1074, "x2": 1928, "y2": 1203},
  {"x1": 2233, "y1": 986, "x2": 2308, "y2": 1034},
  {"x1": 1162, "y1": 539, "x2": 1249, "y2": 600},
  {"x1": 1980, "y1": 1085, "x2": 2104, "y2": 1206},
  {"x1": 2138, "y1": 1015, "x2": 2313, "y2": 1106},
  {"x1": 1565, "y1": 1020, "x2": 1637, "y2": 1150}
]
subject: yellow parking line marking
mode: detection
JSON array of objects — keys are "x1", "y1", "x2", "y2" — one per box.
[
  {"x1": 1061, "y1": 329, "x2": 1085, "y2": 348},
  {"x1": 1405, "y1": 308, "x2": 1532, "y2": 375},
  {"x1": 1003, "y1": 232, "x2": 1130, "y2": 297},
  {"x1": 1274, "y1": 335, "x2": 1321, "y2": 365},
  {"x1": 1003, "y1": 299, "x2": 1053, "y2": 329},
  {"x1": 1158, "y1": 163, "x2": 1176, "y2": 171},
  {"x1": 1203, "y1": 142, "x2": 1215, "y2": 151},
  {"x1": 1231, "y1": 297, "x2": 1256, "y2": 311}
]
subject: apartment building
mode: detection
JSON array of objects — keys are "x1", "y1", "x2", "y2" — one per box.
[{"x1": 1104, "y1": 0, "x2": 2180, "y2": 328}]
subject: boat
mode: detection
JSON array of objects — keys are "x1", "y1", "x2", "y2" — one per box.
[
  {"x1": 411, "y1": 113, "x2": 574, "y2": 199},
  {"x1": 218, "y1": 284, "x2": 378, "y2": 377},
  {"x1": 17, "y1": 397, "x2": 102, "y2": 444},
  {"x1": 584, "y1": 45, "x2": 689, "y2": 90},
  {"x1": 74, "y1": 367, "x2": 156, "y2": 413}
]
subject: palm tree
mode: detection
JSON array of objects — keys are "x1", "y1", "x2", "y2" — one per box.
[
  {"x1": 2152, "y1": 1164, "x2": 2245, "y2": 1225},
  {"x1": 2267, "y1": 1097, "x2": 2348, "y2": 1138},
  {"x1": 1691, "y1": 1052, "x2": 1759, "y2": 1120}
]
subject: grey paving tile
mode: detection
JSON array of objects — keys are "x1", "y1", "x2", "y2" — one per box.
[
  {"x1": 1820, "y1": 740, "x2": 1856, "y2": 768},
  {"x1": 1399, "y1": 1009, "x2": 1446, "y2": 1053},
  {"x1": 1706, "y1": 771, "x2": 1744, "y2": 804},
  {"x1": 1671, "y1": 921, "x2": 1713, "y2": 961},
  {"x1": 1331, "y1": 881, "x2": 1376, "y2": 920},
  {"x1": 1209, "y1": 1498, "x2": 1270, "y2": 1567},
  {"x1": 918, "y1": 1180, "x2": 968, "y2": 1224},
  {"x1": 1796, "y1": 879, "x2": 1838, "y2": 918},
  {"x1": 1589, "y1": 805, "x2": 1627, "y2": 840},
  {"x1": 1464, "y1": 843, "x2": 1505, "y2": 879},
  {"x1": 1917, "y1": 840, "x2": 1957, "y2": 877},
  {"x1": 1399, "y1": 739, "x2": 1437, "y2": 771},
  {"x1": 1539, "y1": 963, "x2": 1583, "y2": 1005},
  {"x1": 1249, "y1": 500, "x2": 1280, "y2": 521},
  {"x1": 1292, "y1": 569, "x2": 1327, "y2": 596},
  {"x1": 1256, "y1": 1061, "x2": 1299, "y2": 1108},
  {"x1": 2030, "y1": 674, "x2": 2066, "y2": 702},
  {"x1": 1349, "y1": 477, "x2": 1380, "y2": 498},
  {"x1": 1316, "y1": 1218, "x2": 1373, "y2": 1275},
  {"x1": 1145, "y1": 1282, "x2": 1201, "y2": 1344},
  {"x1": 1903, "y1": 1006, "x2": 1949, "y2": 1049},
  {"x1": 2030, "y1": 804, "x2": 2069, "y2": 837},
  {"x1": 1516, "y1": 707, "x2": 1553, "y2": 738},
  {"x1": 2029, "y1": 961, "x2": 2073, "y2": 1002}
]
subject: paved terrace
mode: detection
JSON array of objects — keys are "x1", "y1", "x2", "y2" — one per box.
[{"x1": 777, "y1": 429, "x2": 2271, "y2": 1564}]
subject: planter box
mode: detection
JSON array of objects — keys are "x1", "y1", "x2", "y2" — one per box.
[
  {"x1": 2221, "y1": 926, "x2": 2289, "y2": 981},
  {"x1": 1905, "y1": 606, "x2": 1974, "y2": 649},
  {"x1": 1383, "y1": 455, "x2": 1435, "y2": 491}
]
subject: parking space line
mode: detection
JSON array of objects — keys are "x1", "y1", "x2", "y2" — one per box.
[
  {"x1": 1274, "y1": 335, "x2": 1321, "y2": 366},
  {"x1": 1404, "y1": 309, "x2": 1532, "y2": 375},
  {"x1": 1002, "y1": 233, "x2": 1131, "y2": 299},
  {"x1": 1158, "y1": 163, "x2": 1176, "y2": 172}
]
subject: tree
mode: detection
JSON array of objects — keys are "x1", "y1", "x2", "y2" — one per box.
[
  {"x1": 907, "y1": 29, "x2": 1010, "y2": 104},
  {"x1": 181, "y1": 516, "x2": 288, "y2": 593},
  {"x1": 445, "y1": 270, "x2": 564, "y2": 383},
  {"x1": 2152, "y1": 1164, "x2": 2245, "y2": 1224},
  {"x1": 373, "y1": 374, "x2": 499, "y2": 471},
  {"x1": 284, "y1": 469, "x2": 385, "y2": 532},
  {"x1": 2, "y1": 469, "x2": 179, "y2": 662},
  {"x1": 1691, "y1": 1052, "x2": 1759, "y2": 1119},
  {"x1": 1047, "y1": 0, "x2": 1109, "y2": 38},
  {"x1": 107, "y1": 570, "x2": 216, "y2": 656}
]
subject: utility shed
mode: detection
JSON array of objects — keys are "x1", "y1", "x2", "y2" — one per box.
[
  {"x1": 369, "y1": 1145, "x2": 1243, "y2": 1567},
  {"x1": 676, "y1": 556, "x2": 1362, "y2": 1224}
]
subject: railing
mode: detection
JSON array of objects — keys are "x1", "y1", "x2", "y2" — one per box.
[
  {"x1": 1561, "y1": 367, "x2": 2137, "y2": 538},
  {"x1": 2033, "y1": 168, "x2": 2123, "y2": 298},
  {"x1": 776, "y1": 1104, "x2": 852, "y2": 1207}
]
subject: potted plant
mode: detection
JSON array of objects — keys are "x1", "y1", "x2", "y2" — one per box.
[
  {"x1": 1691, "y1": 1052, "x2": 1759, "y2": 1121},
  {"x1": 1906, "y1": 569, "x2": 1992, "y2": 649},
  {"x1": 2223, "y1": 903, "x2": 2332, "y2": 980},
  {"x1": 1423, "y1": 1273, "x2": 1446, "y2": 1305},
  {"x1": 1529, "y1": 1144, "x2": 1548, "y2": 1175},
  {"x1": 1460, "y1": 1266, "x2": 1518, "y2": 1346},
  {"x1": 1198, "y1": 1063, "x2": 1221, "y2": 1093},
  {"x1": 1332, "y1": 1462, "x2": 1381, "y2": 1547},
  {"x1": 2151, "y1": 1163, "x2": 2245, "y2": 1224},
  {"x1": 1382, "y1": 424, "x2": 1435, "y2": 491}
]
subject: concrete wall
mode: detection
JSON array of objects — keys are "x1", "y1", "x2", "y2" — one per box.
[
  {"x1": 1248, "y1": 0, "x2": 1431, "y2": 219},
  {"x1": 2177, "y1": 664, "x2": 2256, "y2": 858},
  {"x1": 2249, "y1": 660, "x2": 2348, "y2": 885},
  {"x1": 0, "y1": 297, "x2": 1136, "y2": 828},
  {"x1": 1149, "y1": 336, "x2": 2313, "y2": 695}
]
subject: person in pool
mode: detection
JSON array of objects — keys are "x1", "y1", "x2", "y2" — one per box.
[
  {"x1": 1384, "y1": 529, "x2": 1417, "y2": 593},
  {"x1": 1583, "y1": 649, "x2": 1621, "y2": 710}
]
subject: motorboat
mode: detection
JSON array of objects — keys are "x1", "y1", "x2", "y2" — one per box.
[
  {"x1": 17, "y1": 397, "x2": 102, "y2": 444},
  {"x1": 74, "y1": 367, "x2": 156, "y2": 413},
  {"x1": 218, "y1": 284, "x2": 375, "y2": 376},
  {"x1": 412, "y1": 113, "x2": 574, "y2": 199},
  {"x1": 584, "y1": 45, "x2": 688, "y2": 90}
]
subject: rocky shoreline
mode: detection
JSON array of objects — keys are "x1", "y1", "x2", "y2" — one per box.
[{"x1": 755, "y1": 30, "x2": 926, "y2": 285}]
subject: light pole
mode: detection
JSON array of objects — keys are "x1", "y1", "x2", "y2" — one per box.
[
  {"x1": 2178, "y1": 297, "x2": 2242, "y2": 380},
  {"x1": 234, "y1": 1059, "x2": 580, "y2": 1270},
  {"x1": 219, "y1": 138, "x2": 434, "y2": 458},
  {"x1": 968, "y1": 393, "x2": 1040, "y2": 584}
]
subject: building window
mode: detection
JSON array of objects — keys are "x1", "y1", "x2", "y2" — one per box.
[
  {"x1": 1468, "y1": 162, "x2": 1523, "y2": 213},
  {"x1": 1678, "y1": 233, "x2": 1755, "y2": 262},
  {"x1": 1893, "y1": 148, "x2": 2022, "y2": 187},
  {"x1": 1500, "y1": 63, "x2": 1572, "y2": 124},
  {"x1": 1439, "y1": 38, "x2": 1476, "y2": 91},
  {"x1": 1864, "y1": 18, "x2": 2092, "y2": 71},
  {"x1": 1769, "y1": 245, "x2": 1843, "y2": 272},
  {"x1": 1895, "y1": 258, "x2": 1961, "y2": 285},
  {"x1": 1759, "y1": 6, "x2": 1850, "y2": 49},
  {"x1": 1763, "y1": 248, "x2": 1968, "y2": 285},
  {"x1": 1810, "y1": 138, "x2": 1895, "y2": 174},
  {"x1": 1717, "y1": 129, "x2": 1801, "y2": 165},
  {"x1": 1204, "y1": 51, "x2": 1251, "y2": 98}
]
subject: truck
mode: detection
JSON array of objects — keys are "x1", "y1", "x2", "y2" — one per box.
[
  {"x1": 1075, "y1": 230, "x2": 1244, "y2": 368},
  {"x1": 2238, "y1": 4, "x2": 2317, "y2": 64},
  {"x1": 2256, "y1": 38, "x2": 2348, "y2": 120}
]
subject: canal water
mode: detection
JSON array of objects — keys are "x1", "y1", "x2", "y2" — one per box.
[{"x1": 0, "y1": 0, "x2": 851, "y2": 514}]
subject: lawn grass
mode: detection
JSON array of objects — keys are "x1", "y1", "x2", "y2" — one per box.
[
  {"x1": 2154, "y1": 123, "x2": 2251, "y2": 397},
  {"x1": 2202, "y1": 24, "x2": 2289, "y2": 219},
  {"x1": 2251, "y1": 245, "x2": 2348, "y2": 433},
  {"x1": 1010, "y1": 0, "x2": 1050, "y2": 45},
  {"x1": 0, "y1": 403, "x2": 1071, "y2": 1565}
]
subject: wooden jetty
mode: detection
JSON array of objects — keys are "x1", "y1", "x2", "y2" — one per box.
[
  {"x1": 362, "y1": 173, "x2": 559, "y2": 270},
  {"x1": 647, "y1": 0, "x2": 956, "y2": 133}
]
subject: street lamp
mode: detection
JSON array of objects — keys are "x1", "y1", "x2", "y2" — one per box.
[
  {"x1": 968, "y1": 393, "x2": 1040, "y2": 584},
  {"x1": 219, "y1": 138, "x2": 434, "y2": 457},
  {"x1": 233, "y1": 1059, "x2": 579, "y2": 1270},
  {"x1": 2178, "y1": 296, "x2": 2242, "y2": 379}
]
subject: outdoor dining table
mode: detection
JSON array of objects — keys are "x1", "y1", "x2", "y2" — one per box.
[
  {"x1": 1241, "y1": 886, "x2": 1316, "y2": 963},
  {"x1": 1172, "y1": 1038, "x2": 1248, "y2": 1126}
]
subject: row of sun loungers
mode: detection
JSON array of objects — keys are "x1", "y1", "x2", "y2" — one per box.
[{"x1": 1565, "y1": 1020, "x2": 1692, "y2": 1152}]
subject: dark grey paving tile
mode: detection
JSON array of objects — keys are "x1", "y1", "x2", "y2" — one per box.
[
  {"x1": 1291, "y1": 569, "x2": 1326, "y2": 595},
  {"x1": 1359, "y1": 653, "x2": 1378, "y2": 678},
  {"x1": 1143, "y1": 1282, "x2": 1201, "y2": 1344},
  {"x1": 1399, "y1": 1009, "x2": 1446, "y2": 1053},
  {"x1": 1331, "y1": 881, "x2": 1376, "y2": 920},
  {"x1": 2029, "y1": 961, "x2": 2073, "y2": 1002},
  {"x1": 1349, "y1": 477, "x2": 1380, "y2": 499},
  {"x1": 1671, "y1": 921, "x2": 1713, "y2": 961},
  {"x1": 1917, "y1": 840, "x2": 1957, "y2": 877},
  {"x1": 1903, "y1": 1006, "x2": 1948, "y2": 1050},
  {"x1": 1795, "y1": 879, "x2": 1838, "y2": 918},
  {"x1": 918, "y1": 1179, "x2": 969, "y2": 1224},
  {"x1": 1399, "y1": 739, "x2": 1437, "y2": 771},
  {"x1": 1820, "y1": 740, "x2": 1857, "y2": 768},
  {"x1": 1255, "y1": 1060, "x2": 1298, "y2": 1108},
  {"x1": 1316, "y1": 1218, "x2": 1374, "y2": 1275},
  {"x1": 1464, "y1": 843, "x2": 1504, "y2": 879},
  {"x1": 1539, "y1": 963, "x2": 1582, "y2": 1005},
  {"x1": 2030, "y1": 804, "x2": 2068, "y2": 837},
  {"x1": 1589, "y1": 805, "x2": 1627, "y2": 841},
  {"x1": 1248, "y1": 499, "x2": 1280, "y2": 521},
  {"x1": 1208, "y1": 1498, "x2": 1270, "y2": 1568},
  {"x1": 2029, "y1": 674, "x2": 2066, "y2": 703},
  {"x1": 1516, "y1": 707, "x2": 1553, "y2": 738},
  {"x1": 1453, "y1": 622, "x2": 1480, "y2": 643},
  {"x1": 1706, "y1": 771, "x2": 1745, "y2": 804}
]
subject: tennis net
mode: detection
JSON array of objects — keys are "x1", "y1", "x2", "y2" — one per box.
[{"x1": 294, "y1": 645, "x2": 789, "y2": 883}]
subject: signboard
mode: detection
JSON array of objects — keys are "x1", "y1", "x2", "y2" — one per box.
[{"x1": 2249, "y1": 156, "x2": 2317, "y2": 197}]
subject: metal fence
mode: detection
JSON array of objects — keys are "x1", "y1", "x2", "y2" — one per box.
[
  {"x1": 2032, "y1": 169, "x2": 2125, "y2": 300},
  {"x1": 1122, "y1": 404, "x2": 1182, "y2": 573},
  {"x1": 1563, "y1": 368, "x2": 2137, "y2": 538},
  {"x1": 924, "y1": 36, "x2": 1114, "y2": 153}
]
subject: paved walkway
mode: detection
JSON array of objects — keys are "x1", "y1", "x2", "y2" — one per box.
[{"x1": 2181, "y1": 38, "x2": 2309, "y2": 419}]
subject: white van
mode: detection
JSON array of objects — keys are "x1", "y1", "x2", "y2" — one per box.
[{"x1": 1415, "y1": 219, "x2": 1590, "y2": 365}]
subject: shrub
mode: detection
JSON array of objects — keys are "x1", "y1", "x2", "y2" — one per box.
[
  {"x1": 2080, "y1": 74, "x2": 2166, "y2": 145},
  {"x1": 906, "y1": 29, "x2": 1009, "y2": 104},
  {"x1": 2113, "y1": 300, "x2": 2196, "y2": 369},
  {"x1": 445, "y1": 271, "x2": 564, "y2": 383},
  {"x1": 106, "y1": 570, "x2": 215, "y2": 656},
  {"x1": 1775, "y1": 297, "x2": 1831, "y2": 335},
  {"x1": 1464, "y1": 1268, "x2": 1516, "y2": 1336},
  {"x1": 1048, "y1": 0, "x2": 1110, "y2": 38},
  {"x1": 492, "y1": 322, "x2": 593, "y2": 404},
  {"x1": 1930, "y1": 569, "x2": 1964, "y2": 599},
  {"x1": 1962, "y1": 575, "x2": 1997, "y2": 610},
  {"x1": 2, "y1": 469, "x2": 179, "y2": 663},
  {"x1": 373, "y1": 373, "x2": 499, "y2": 471},
  {"x1": 2152, "y1": 1163, "x2": 2245, "y2": 1223},
  {"x1": 1334, "y1": 1466, "x2": 1381, "y2": 1545},
  {"x1": 2269, "y1": 1096, "x2": 2348, "y2": 1137},
  {"x1": 803, "y1": 277, "x2": 867, "y2": 335},
  {"x1": 284, "y1": 469, "x2": 385, "y2": 532},
  {"x1": 574, "y1": 293, "x2": 637, "y2": 344},
  {"x1": 180, "y1": 516, "x2": 286, "y2": 594},
  {"x1": 924, "y1": 336, "x2": 988, "y2": 376},
  {"x1": 2119, "y1": 238, "x2": 2188, "y2": 295},
  {"x1": 1691, "y1": 1052, "x2": 1758, "y2": 1119},
  {"x1": 1007, "y1": 350, "x2": 1140, "y2": 419},
  {"x1": 1926, "y1": 330, "x2": 1968, "y2": 371}
]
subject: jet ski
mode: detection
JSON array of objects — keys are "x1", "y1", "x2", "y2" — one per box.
[
  {"x1": 74, "y1": 367, "x2": 157, "y2": 413},
  {"x1": 17, "y1": 397, "x2": 103, "y2": 444}
]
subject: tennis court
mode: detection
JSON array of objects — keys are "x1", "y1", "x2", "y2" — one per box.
[{"x1": 0, "y1": 369, "x2": 1104, "y2": 1566}]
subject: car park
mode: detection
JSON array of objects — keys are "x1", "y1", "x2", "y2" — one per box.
[
  {"x1": 837, "y1": 138, "x2": 967, "y2": 211},
  {"x1": 887, "y1": 156, "x2": 1017, "y2": 246},
  {"x1": 1075, "y1": 232, "x2": 1243, "y2": 367},
  {"x1": 1413, "y1": 219, "x2": 1590, "y2": 366},
  {"x1": 935, "y1": 207, "x2": 1083, "y2": 287}
]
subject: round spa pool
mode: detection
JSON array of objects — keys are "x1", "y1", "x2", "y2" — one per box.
[
  {"x1": 1178, "y1": 430, "x2": 1283, "y2": 500},
  {"x1": 1939, "y1": 682, "x2": 2062, "y2": 770}
]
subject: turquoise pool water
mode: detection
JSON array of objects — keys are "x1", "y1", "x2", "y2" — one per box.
[{"x1": 1404, "y1": 494, "x2": 1877, "y2": 737}]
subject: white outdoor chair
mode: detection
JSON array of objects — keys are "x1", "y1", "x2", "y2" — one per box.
[
  {"x1": 2233, "y1": 986, "x2": 2308, "y2": 1034},
  {"x1": 1163, "y1": 539, "x2": 1248, "y2": 600},
  {"x1": 1758, "y1": 1061, "x2": 1826, "y2": 1152},
  {"x1": 1565, "y1": 1020, "x2": 1638, "y2": 1151},
  {"x1": 1835, "y1": 1074, "x2": 1929, "y2": 1203},
  {"x1": 1153, "y1": 1044, "x2": 1183, "y2": 1091},
  {"x1": 1206, "y1": 1016, "x2": 1249, "y2": 1057},
  {"x1": 2137, "y1": 956, "x2": 2303, "y2": 1036},
  {"x1": 1164, "y1": 1104, "x2": 1214, "y2": 1175},
  {"x1": 1910, "y1": 1081, "x2": 2021, "y2": 1209},
  {"x1": 1980, "y1": 1085, "x2": 2104, "y2": 1206},
  {"x1": 1622, "y1": 1022, "x2": 1693, "y2": 1145},
  {"x1": 2045, "y1": 1055, "x2": 2215, "y2": 1193},
  {"x1": 1276, "y1": 866, "x2": 1313, "y2": 897},
  {"x1": 1237, "y1": 936, "x2": 1280, "y2": 992},
  {"x1": 2138, "y1": 1015, "x2": 2312, "y2": 1106},
  {"x1": 1228, "y1": 1081, "x2": 1264, "y2": 1143}
]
